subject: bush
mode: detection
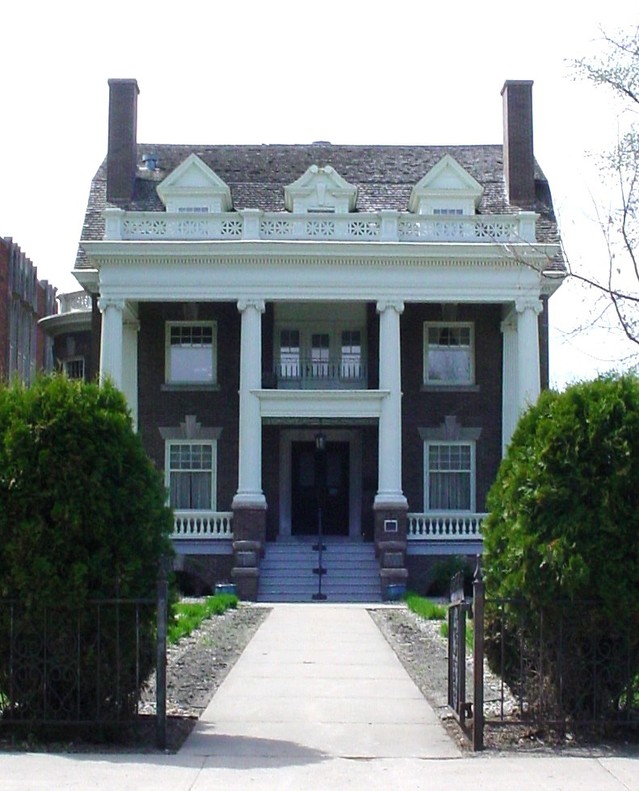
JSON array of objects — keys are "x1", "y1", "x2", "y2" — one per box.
[
  {"x1": 426, "y1": 555, "x2": 474, "y2": 597},
  {"x1": 482, "y1": 374, "x2": 639, "y2": 719},
  {"x1": 0, "y1": 376, "x2": 174, "y2": 722}
]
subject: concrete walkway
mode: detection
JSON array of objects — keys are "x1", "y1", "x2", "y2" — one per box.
[
  {"x1": 1, "y1": 604, "x2": 638, "y2": 790},
  {"x1": 182, "y1": 603, "x2": 459, "y2": 760}
]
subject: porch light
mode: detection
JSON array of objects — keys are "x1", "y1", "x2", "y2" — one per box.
[{"x1": 315, "y1": 430, "x2": 326, "y2": 452}]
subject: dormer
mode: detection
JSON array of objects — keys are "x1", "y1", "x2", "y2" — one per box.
[
  {"x1": 409, "y1": 154, "x2": 483, "y2": 215},
  {"x1": 285, "y1": 165, "x2": 357, "y2": 213},
  {"x1": 156, "y1": 154, "x2": 232, "y2": 213}
]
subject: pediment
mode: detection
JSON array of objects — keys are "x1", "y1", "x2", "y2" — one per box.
[
  {"x1": 285, "y1": 165, "x2": 357, "y2": 213},
  {"x1": 409, "y1": 155, "x2": 484, "y2": 214},
  {"x1": 157, "y1": 154, "x2": 232, "y2": 212}
]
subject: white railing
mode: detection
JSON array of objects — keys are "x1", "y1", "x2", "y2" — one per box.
[
  {"x1": 58, "y1": 291, "x2": 92, "y2": 313},
  {"x1": 407, "y1": 512, "x2": 487, "y2": 540},
  {"x1": 172, "y1": 511, "x2": 233, "y2": 539},
  {"x1": 105, "y1": 208, "x2": 537, "y2": 244}
]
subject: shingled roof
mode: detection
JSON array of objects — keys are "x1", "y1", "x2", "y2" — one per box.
[{"x1": 76, "y1": 142, "x2": 560, "y2": 269}]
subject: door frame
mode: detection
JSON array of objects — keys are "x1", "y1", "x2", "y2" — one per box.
[{"x1": 279, "y1": 428, "x2": 362, "y2": 538}]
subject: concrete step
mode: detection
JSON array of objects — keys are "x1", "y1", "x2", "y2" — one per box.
[{"x1": 257, "y1": 538, "x2": 382, "y2": 603}]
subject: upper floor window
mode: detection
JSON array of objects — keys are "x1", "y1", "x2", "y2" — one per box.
[
  {"x1": 424, "y1": 322, "x2": 473, "y2": 386},
  {"x1": 432, "y1": 208, "x2": 464, "y2": 216},
  {"x1": 166, "y1": 322, "x2": 217, "y2": 385}
]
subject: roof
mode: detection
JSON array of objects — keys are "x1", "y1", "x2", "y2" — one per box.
[{"x1": 76, "y1": 143, "x2": 560, "y2": 269}]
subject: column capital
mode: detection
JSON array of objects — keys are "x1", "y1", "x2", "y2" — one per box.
[
  {"x1": 237, "y1": 299, "x2": 266, "y2": 314},
  {"x1": 515, "y1": 297, "x2": 542, "y2": 315},
  {"x1": 376, "y1": 300, "x2": 405, "y2": 315},
  {"x1": 97, "y1": 296, "x2": 125, "y2": 314}
]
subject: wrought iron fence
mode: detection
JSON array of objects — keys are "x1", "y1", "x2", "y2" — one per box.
[
  {"x1": 448, "y1": 565, "x2": 639, "y2": 750},
  {"x1": 0, "y1": 568, "x2": 169, "y2": 747}
]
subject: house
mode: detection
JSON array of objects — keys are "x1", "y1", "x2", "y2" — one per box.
[
  {"x1": 69, "y1": 78, "x2": 564, "y2": 600},
  {"x1": 39, "y1": 290, "x2": 97, "y2": 381},
  {"x1": 0, "y1": 237, "x2": 57, "y2": 383}
]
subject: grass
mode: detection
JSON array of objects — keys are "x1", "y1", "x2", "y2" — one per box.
[
  {"x1": 404, "y1": 592, "x2": 447, "y2": 621},
  {"x1": 404, "y1": 591, "x2": 474, "y2": 648},
  {"x1": 168, "y1": 593, "x2": 238, "y2": 644}
]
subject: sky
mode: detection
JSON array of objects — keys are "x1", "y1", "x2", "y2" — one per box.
[{"x1": 1, "y1": 0, "x2": 637, "y2": 388}]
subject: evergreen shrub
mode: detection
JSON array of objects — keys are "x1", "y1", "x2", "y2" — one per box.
[
  {"x1": 0, "y1": 376, "x2": 173, "y2": 724},
  {"x1": 482, "y1": 374, "x2": 639, "y2": 719}
]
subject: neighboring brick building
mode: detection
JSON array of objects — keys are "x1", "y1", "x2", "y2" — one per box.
[
  {"x1": 71, "y1": 78, "x2": 565, "y2": 600},
  {"x1": 0, "y1": 237, "x2": 56, "y2": 383}
]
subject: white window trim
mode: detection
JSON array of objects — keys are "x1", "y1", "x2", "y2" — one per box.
[
  {"x1": 165, "y1": 321, "x2": 217, "y2": 386},
  {"x1": 164, "y1": 439, "x2": 218, "y2": 511},
  {"x1": 423, "y1": 440, "x2": 476, "y2": 513},
  {"x1": 423, "y1": 321, "x2": 475, "y2": 386}
]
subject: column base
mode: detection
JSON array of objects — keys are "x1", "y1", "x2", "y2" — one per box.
[
  {"x1": 231, "y1": 503, "x2": 267, "y2": 601},
  {"x1": 373, "y1": 498, "x2": 408, "y2": 548}
]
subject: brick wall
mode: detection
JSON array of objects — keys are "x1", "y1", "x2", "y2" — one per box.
[
  {"x1": 137, "y1": 302, "x2": 240, "y2": 509},
  {"x1": 400, "y1": 304, "x2": 503, "y2": 512}
]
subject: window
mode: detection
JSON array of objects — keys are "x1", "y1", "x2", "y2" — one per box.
[
  {"x1": 63, "y1": 357, "x2": 85, "y2": 380},
  {"x1": 166, "y1": 441, "x2": 216, "y2": 510},
  {"x1": 279, "y1": 329, "x2": 300, "y2": 378},
  {"x1": 424, "y1": 322, "x2": 473, "y2": 385},
  {"x1": 341, "y1": 330, "x2": 362, "y2": 379},
  {"x1": 311, "y1": 333, "x2": 330, "y2": 379},
  {"x1": 433, "y1": 208, "x2": 464, "y2": 215},
  {"x1": 426, "y1": 442, "x2": 474, "y2": 511},
  {"x1": 166, "y1": 322, "x2": 216, "y2": 384}
]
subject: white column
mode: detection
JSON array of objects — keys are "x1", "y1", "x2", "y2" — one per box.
[
  {"x1": 516, "y1": 297, "x2": 542, "y2": 412},
  {"x1": 233, "y1": 299, "x2": 267, "y2": 509},
  {"x1": 374, "y1": 300, "x2": 408, "y2": 509},
  {"x1": 98, "y1": 297, "x2": 124, "y2": 389},
  {"x1": 501, "y1": 311, "x2": 518, "y2": 455},
  {"x1": 122, "y1": 319, "x2": 139, "y2": 430}
]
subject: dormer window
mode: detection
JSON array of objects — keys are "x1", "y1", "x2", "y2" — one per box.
[
  {"x1": 285, "y1": 165, "x2": 357, "y2": 214},
  {"x1": 433, "y1": 208, "x2": 464, "y2": 216},
  {"x1": 157, "y1": 154, "x2": 232, "y2": 214},
  {"x1": 409, "y1": 155, "x2": 483, "y2": 216}
]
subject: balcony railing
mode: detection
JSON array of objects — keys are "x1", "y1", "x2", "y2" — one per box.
[
  {"x1": 265, "y1": 359, "x2": 368, "y2": 390},
  {"x1": 407, "y1": 512, "x2": 487, "y2": 540},
  {"x1": 58, "y1": 291, "x2": 92, "y2": 314},
  {"x1": 105, "y1": 208, "x2": 537, "y2": 244},
  {"x1": 172, "y1": 510, "x2": 233, "y2": 539}
]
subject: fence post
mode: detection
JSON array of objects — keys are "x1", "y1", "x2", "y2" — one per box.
[
  {"x1": 472, "y1": 555, "x2": 485, "y2": 751},
  {"x1": 156, "y1": 557, "x2": 169, "y2": 750}
]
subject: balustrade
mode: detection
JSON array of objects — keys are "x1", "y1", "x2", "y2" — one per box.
[
  {"x1": 106, "y1": 209, "x2": 537, "y2": 244},
  {"x1": 407, "y1": 512, "x2": 486, "y2": 540},
  {"x1": 172, "y1": 511, "x2": 233, "y2": 539}
]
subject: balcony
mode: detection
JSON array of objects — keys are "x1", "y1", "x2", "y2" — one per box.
[
  {"x1": 265, "y1": 359, "x2": 368, "y2": 390},
  {"x1": 104, "y1": 208, "x2": 538, "y2": 244}
]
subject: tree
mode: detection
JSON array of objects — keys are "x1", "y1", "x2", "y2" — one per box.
[
  {"x1": 571, "y1": 26, "x2": 639, "y2": 347},
  {"x1": 482, "y1": 374, "x2": 639, "y2": 720},
  {"x1": 0, "y1": 376, "x2": 173, "y2": 724}
]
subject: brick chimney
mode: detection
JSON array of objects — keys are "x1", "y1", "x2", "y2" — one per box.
[
  {"x1": 501, "y1": 80, "x2": 535, "y2": 209},
  {"x1": 107, "y1": 78, "x2": 139, "y2": 205}
]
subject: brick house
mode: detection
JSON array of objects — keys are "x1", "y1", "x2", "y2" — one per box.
[
  {"x1": 69, "y1": 78, "x2": 564, "y2": 600},
  {"x1": 0, "y1": 237, "x2": 56, "y2": 383}
]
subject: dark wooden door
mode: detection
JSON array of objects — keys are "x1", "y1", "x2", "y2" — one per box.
[{"x1": 291, "y1": 442, "x2": 349, "y2": 536}]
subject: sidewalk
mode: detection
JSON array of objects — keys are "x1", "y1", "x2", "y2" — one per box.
[{"x1": 1, "y1": 604, "x2": 638, "y2": 790}]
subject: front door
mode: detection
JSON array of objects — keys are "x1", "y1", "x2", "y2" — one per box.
[{"x1": 291, "y1": 441, "x2": 349, "y2": 536}]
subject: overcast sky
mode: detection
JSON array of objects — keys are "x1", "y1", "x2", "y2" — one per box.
[{"x1": 1, "y1": 0, "x2": 637, "y2": 387}]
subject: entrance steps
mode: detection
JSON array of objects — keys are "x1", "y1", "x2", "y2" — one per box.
[{"x1": 257, "y1": 537, "x2": 382, "y2": 603}]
